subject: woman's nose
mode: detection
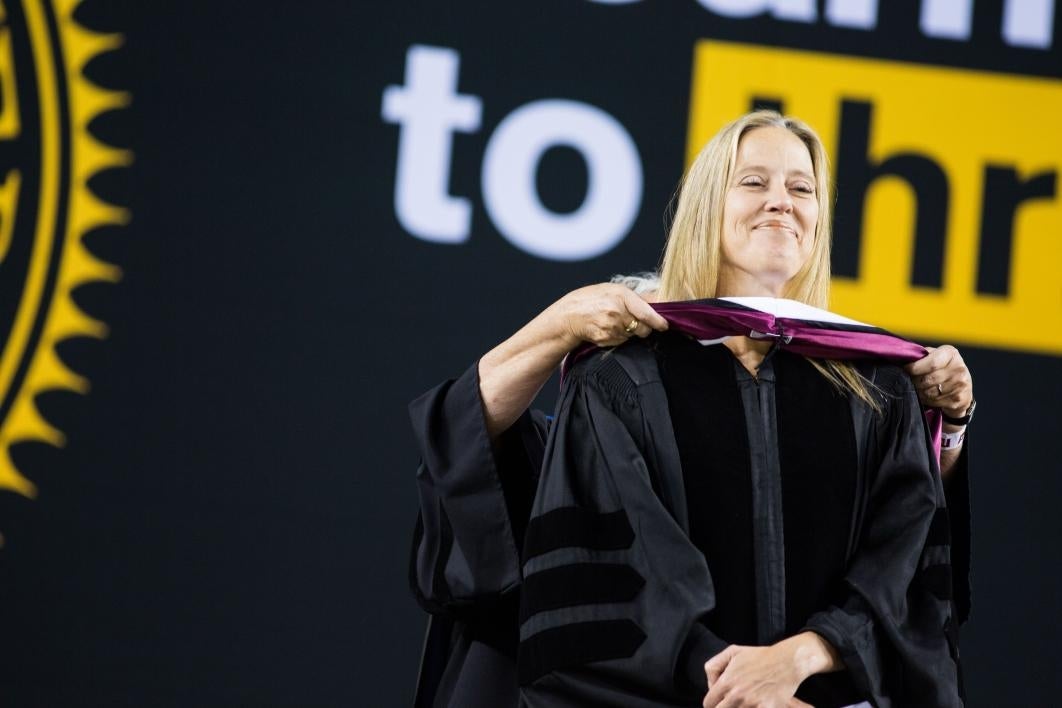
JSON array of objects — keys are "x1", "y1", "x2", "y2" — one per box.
[{"x1": 765, "y1": 185, "x2": 793, "y2": 213}]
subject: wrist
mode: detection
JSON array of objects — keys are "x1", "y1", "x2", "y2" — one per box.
[
  {"x1": 942, "y1": 399, "x2": 976, "y2": 426},
  {"x1": 940, "y1": 426, "x2": 966, "y2": 452},
  {"x1": 538, "y1": 301, "x2": 582, "y2": 350},
  {"x1": 786, "y1": 632, "x2": 839, "y2": 680}
]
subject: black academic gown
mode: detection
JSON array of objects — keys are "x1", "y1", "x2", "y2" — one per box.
[{"x1": 410, "y1": 337, "x2": 968, "y2": 707}]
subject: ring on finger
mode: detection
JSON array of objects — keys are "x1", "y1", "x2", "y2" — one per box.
[
  {"x1": 936, "y1": 383, "x2": 944, "y2": 396},
  {"x1": 624, "y1": 319, "x2": 639, "y2": 334}
]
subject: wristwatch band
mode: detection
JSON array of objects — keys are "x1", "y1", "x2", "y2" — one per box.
[{"x1": 942, "y1": 399, "x2": 976, "y2": 426}]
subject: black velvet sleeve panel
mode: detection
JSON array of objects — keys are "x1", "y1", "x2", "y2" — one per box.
[
  {"x1": 802, "y1": 365, "x2": 963, "y2": 707},
  {"x1": 943, "y1": 440, "x2": 972, "y2": 625},
  {"x1": 518, "y1": 347, "x2": 727, "y2": 706},
  {"x1": 409, "y1": 361, "x2": 547, "y2": 614}
]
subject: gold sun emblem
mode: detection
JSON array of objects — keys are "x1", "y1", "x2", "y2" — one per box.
[{"x1": 0, "y1": 0, "x2": 129, "y2": 545}]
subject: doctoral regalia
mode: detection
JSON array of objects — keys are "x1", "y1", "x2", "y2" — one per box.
[{"x1": 410, "y1": 298, "x2": 969, "y2": 707}]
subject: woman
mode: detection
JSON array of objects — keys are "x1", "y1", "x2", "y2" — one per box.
[{"x1": 411, "y1": 111, "x2": 969, "y2": 706}]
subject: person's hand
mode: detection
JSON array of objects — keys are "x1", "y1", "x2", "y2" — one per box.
[
  {"x1": 702, "y1": 644, "x2": 808, "y2": 708},
  {"x1": 548, "y1": 283, "x2": 668, "y2": 348},
  {"x1": 903, "y1": 345, "x2": 974, "y2": 419},
  {"x1": 702, "y1": 632, "x2": 839, "y2": 708}
]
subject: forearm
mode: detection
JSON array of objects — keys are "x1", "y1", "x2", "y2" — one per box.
[
  {"x1": 479, "y1": 302, "x2": 577, "y2": 438},
  {"x1": 478, "y1": 283, "x2": 668, "y2": 438},
  {"x1": 939, "y1": 447, "x2": 960, "y2": 477}
]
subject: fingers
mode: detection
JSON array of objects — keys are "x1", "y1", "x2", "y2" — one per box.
[
  {"x1": 564, "y1": 282, "x2": 670, "y2": 347},
  {"x1": 905, "y1": 344, "x2": 951, "y2": 376},
  {"x1": 705, "y1": 660, "x2": 724, "y2": 691},
  {"x1": 910, "y1": 345, "x2": 962, "y2": 381},
  {"x1": 632, "y1": 321, "x2": 654, "y2": 338},
  {"x1": 920, "y1": 374, "x2": 972, "y2": 413},
  {"x1": 704, "y1": 645, "x2": 737, "y2": 688},
  {"x1": 916, "y1": 374, "x2": 957, "y2": 399},
  {"x1": 906, "y1": 344, "x2": 974, "y2": 409},
  {"x1": 702, "y1": 680, "x2": 735, "y2": 708},
  {"x1": 915, "y1": 379, "x2": 967, "y2": 410},
  {"x1": 788, "y1": 699, "x2": 814, "y2": 707},
  {"x1": 603, "y1": 289, "x2": 667, "y2": 343},
  {"x1": 621, "y1": 289, "x2": 669, "y2": 332},
  {"x1": 596, "y1": 318, "x2": 645, "y2": 347},
  {"x1": 617, "y1": 318, "x2": 657, "y2": 341},
  {"x1": 702, "y1": 686, "x2": 724, "y2": 708},
  {"x1": 594, "y1": 326, "x2": 634, "y2": 348}
]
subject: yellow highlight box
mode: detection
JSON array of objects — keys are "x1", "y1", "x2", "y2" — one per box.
[{"x1": 687, "y1": 40, "x2": 1062, "y2": 355}]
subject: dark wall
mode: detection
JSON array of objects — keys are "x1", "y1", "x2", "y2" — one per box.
[{"x1": 0, "y1": 1, "x2": 1058, "y2": 705}]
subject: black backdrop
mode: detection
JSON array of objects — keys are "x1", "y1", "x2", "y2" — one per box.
[{"x1": 0, "y1": 1, "x2": 1059, "y2": 705}]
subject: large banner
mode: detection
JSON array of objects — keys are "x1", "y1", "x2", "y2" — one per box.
[{"x1": 0, "y1": 1, "x2": 1058, "y2": 704}]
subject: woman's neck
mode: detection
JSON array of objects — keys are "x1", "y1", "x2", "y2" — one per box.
[
  {"x1": 716, "y1": 273, "x2": 788, "y2": 300},
  {"x1": 723, "y1": 336, "x2": 773, "y2": 376}
]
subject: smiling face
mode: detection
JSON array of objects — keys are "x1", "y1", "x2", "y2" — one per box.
[{"x1": 717, "y1": 126, "x2": 819, "y2": 298}]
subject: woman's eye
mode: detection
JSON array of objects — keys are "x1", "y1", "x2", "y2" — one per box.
[
  {"x1": 791, "y1": 183, "x2": 814, "y2": 194},
  {"x1": 741, "y1": 178, "x2": 765, "y2": 187}
]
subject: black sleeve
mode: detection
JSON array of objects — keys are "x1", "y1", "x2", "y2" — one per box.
[
  {"x1": 802, "y1": 370, "x2": 963, "y2": 707},
  {"x1": 517, "y1": 357, "x2": 726, "y2": 702},
  {"x1": 408, "y1": 362, "x2": 548, "y2": 615},
  {"x1": 943, "y1": 439, "x2": 972, "y2": 624}
]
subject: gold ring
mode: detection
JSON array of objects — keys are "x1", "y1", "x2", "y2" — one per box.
[
  {"x1": 624, "y1": 319, "x2": 639, "y2": 334},
  {"x1": 937, "y1": 383, "x2": 944, "y2": 395}
]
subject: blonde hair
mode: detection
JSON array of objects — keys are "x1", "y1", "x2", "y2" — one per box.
[{"x1": 659, "y1": 110, "x2": 878, "y2": 409}]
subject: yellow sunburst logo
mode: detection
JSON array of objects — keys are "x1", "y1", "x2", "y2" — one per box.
[{"x1": 0, "y1": 0, "x2": 129, "y2": 545}]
